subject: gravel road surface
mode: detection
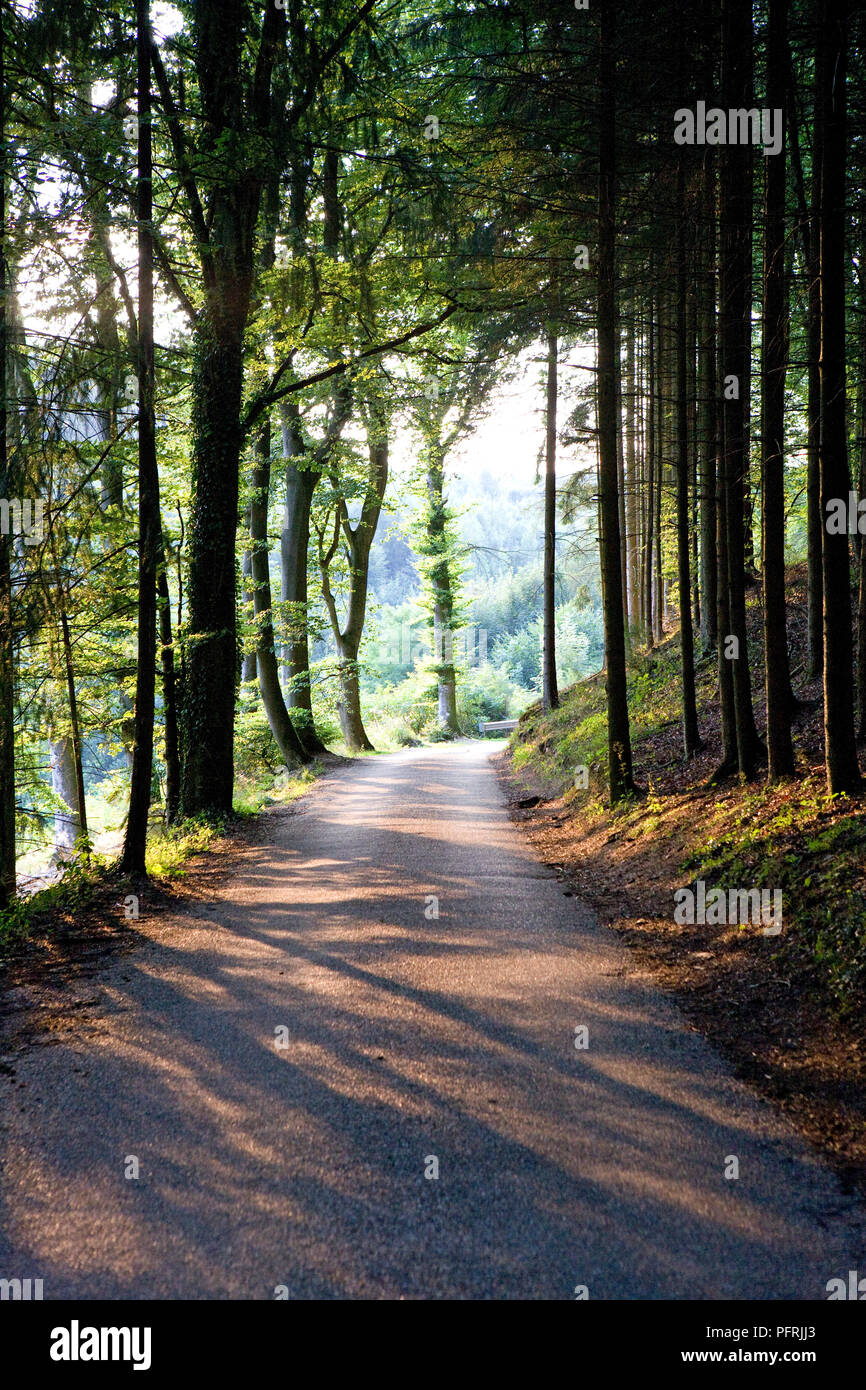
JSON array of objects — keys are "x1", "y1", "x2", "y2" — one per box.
[{"x1": 0, "y1": 742, "x2": 863, "y2": 1299}]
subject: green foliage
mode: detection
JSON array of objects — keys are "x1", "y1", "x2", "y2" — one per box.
[
  {"x1": 0, "y1": 850, "x2": 107, "y2": 953},
  {"x1": 144, "y1": 822, "x2": 219, "y2": 879},
  {"x1": 235, "y1": 704, "x2": 285, "y2": 781}
]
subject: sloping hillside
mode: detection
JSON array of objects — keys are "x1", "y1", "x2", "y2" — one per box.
[{"x1": 502, "y1": 564, "x2": 866, "y2": 1191}]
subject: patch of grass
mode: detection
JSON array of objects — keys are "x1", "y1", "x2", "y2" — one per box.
[
  {"x1": 510, "y1": 646, "x2": 680, "y2": 800},
  {"x1": 144, "y1": 820, "x2": 219, "y2": 879},
  {"x1": 232, "y1": 759, "x2": 328, "y2": 816},
  {"x1": 0, "y1": 850, "x2": 111, "y2": 953}
]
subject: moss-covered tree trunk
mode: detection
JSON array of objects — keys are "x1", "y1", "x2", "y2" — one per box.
[
  {"x1": 542, "y1": 328, "x2": 559, "y2": 711},
  {"x1": 250, "y1": 420, "x2": 309, "y2": 769},
  {"x1": 425, "y1": 452, "x2": 460, "y2": 737},
  {"x1": 319, "y1": 409, "x2": 388, "y2": 754},
  {"x1": 280, "y1": 403, "x2": 327, "y2": 755},
  {"x1": 181, "y1": 315, "x2": 247, "y2": 816}
]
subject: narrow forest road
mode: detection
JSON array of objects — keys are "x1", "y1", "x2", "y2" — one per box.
[{"x1": 1, "y1": 742, "x2": 863, "y2": 1300}]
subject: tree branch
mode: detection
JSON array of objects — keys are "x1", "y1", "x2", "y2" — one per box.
[
  {"x1": 150, "y1": 43, "x2": 211, "y2": 267},
  {"x1": 242, "y1": 303, "x2": 457, "y2": 435}
]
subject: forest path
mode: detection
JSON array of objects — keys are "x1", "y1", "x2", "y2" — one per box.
[{"x1": 1, "y1": 741, "x2": 863, "y2": 1299}]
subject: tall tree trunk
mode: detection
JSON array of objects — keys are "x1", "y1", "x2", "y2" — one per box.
[
  {"x1": 433, "y1": 615, "x2": 458, "y2": 732},
  {"x1": 182, "y1": 317, "x2": 245, "y2": 816},
  {"x1": 91, "y1": 241, "x2": 123, "y2": 512},
  {"x1": 241, "y1": 515, "x2": 256, "y2": 685},
  {"x1": 338, "y1": 656, "x2": 374, "y2": 749},
  {"x1": 687, "y1": 274, "x2": 700, "y2": 637},
  {"x1": 49, "y1": 735, "x2": 80, "y2": 860},
  {"x1": 542, "y1": 328, "x2": 559, "y2": 710},
  {"x1": 176, "y1": 0, "x2": 282, "y2": 817},
  {"x1": 714, "y1": 381, "x2": 739, "y2": 776},
  {"x1": 0, "y1": 7, "x2": 14, "y2": 905},
  {"x1": 59, "y1": 607, "x2": 87, "y2": 845},
  {"x1": 762, "y1": 0, "x2": 796, "y2": 781},
  {"x1": 698, "y1": 153, "x2": 718, "y2": 654},
  {"x1": 654, "y1": 297, "x2": 665, "y2": 645},
  {"x1": 425, "y1": 450, "x2": 460, "y2": 736},
  {"x1": 320, "y1": 406, "x2": 387, "y2": 752},
  {"x1": 636, "y1": 309, "x2": 647, "y2": 633},
  {"x1": 122, "y1": 0, "x2": 160, "y2": 874},
  {"x1": 857, "y1": 278, "x2": 866, "y2": 738},
  {"x1": 818, "y1": 0, "x2": 860, "y2": 793},
  {"x1": 597, "y1": 1, "x2": 635, "y2": 803},
  {"x1": 251, "y1": 420, "x2": 309, "y2": 768},
  {"x1": 676, "y1": 165, "x2": 701, "y2": 758},
  {"x1": 615, "y1": 301, "x2": 629, "y2": 635},
  {"x1": 157, "y1": 541, "x2": 181, "y2": 824},
  {"x1": 719, "y1": 0, "x2": 763, "y2": 779},
  {"x1": 807, "y1": 23, "x2": 825, "y2": 681},
  {"x1": 280, "y1": 406, "x2": 327, "y2": 755},
  {"x1": 625, "y1": 305, "x2": 640, "y2": 631},
  {"x1": 644, "y1": 301, "x2": 656, "y2": 647}
]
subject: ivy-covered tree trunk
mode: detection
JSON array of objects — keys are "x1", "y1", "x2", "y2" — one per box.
[
  {"x1": 0, "y1": 525, "x2": 13, "y2": 902},
  {"x1": 181, "y1": 321, "x2": 247, "y2": 816},
  {"x1": 170, "y1": 0, "x2": 281, "y2": 818},
  {"x1": 0, "y1": 8, "x2": 15, "y2": 906}
]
